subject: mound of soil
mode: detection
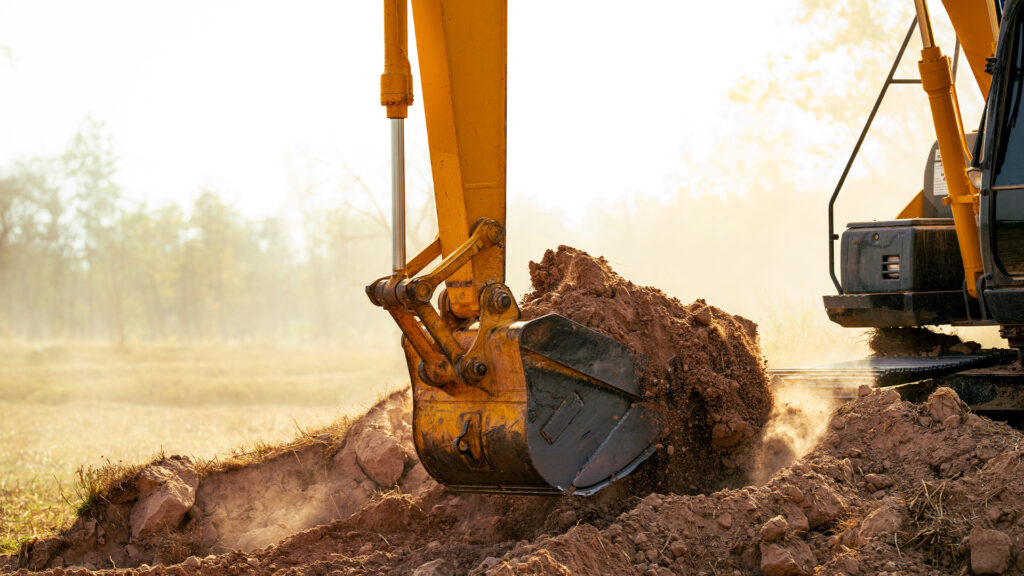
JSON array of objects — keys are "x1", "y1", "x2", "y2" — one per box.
[
  {"x1": 11, "y1": 386, "x2": 1022, "y2": 576},
  {"x1": 8, "y1": 246, "x2": 1022, "y2": 575},
  {"x1": 869, "y1": 327, "x2": 981, "y2": 357},
  {"x1": 521, "y1": 246, "x2": 773, "y2": 493},
  {"x1": 5, "y1": 391, "x2": 434, "y2": 572}
]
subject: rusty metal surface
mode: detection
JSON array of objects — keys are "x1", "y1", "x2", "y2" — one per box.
[{"x1": 406, "y1": 314, "x2": 663, "y2": 495}]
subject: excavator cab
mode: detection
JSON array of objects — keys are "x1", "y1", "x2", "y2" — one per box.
[{"x1": 365, "y1": 0, "x2": 663, "y2": 495}]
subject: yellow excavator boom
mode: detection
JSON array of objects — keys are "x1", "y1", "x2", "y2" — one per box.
[{"x1": 365, "y1": 0, "x2": 663, "y2": 495}]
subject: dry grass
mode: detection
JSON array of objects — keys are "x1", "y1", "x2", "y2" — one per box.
[
  {"x1": 0, "y1": 341, "x2": 407, "y2": 554},
  {"x1": 903, "y1": 479, "x2": 975, "y2": 568}
]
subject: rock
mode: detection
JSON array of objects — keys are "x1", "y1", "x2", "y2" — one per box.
[
  {"x1": 716, "y1": 512, "x2": 733, "y2": 529},
  {"x1": 837, "y1": 556, "x2": 860, "y2": 575},
  {"x1": 400, "y1": 462, "x2": 434, "y2": 494},
  {"x1": 183, "y1": 556, "x2": 201, "y2": 569},
  {"x1": 130, "y1": 457, "x2": 198, "y2": 540},
  {"x1": 857, "y1": 501, "x2": 904, "y2": 546},
  {"x1": 413, "y1": 558, "x2": 456, "y2": 576},
  {"x1": 926, "y1": 388, "x2": 964, "y2": 422},
  {"x1": 200, "y1": 520, "x2": 219, "y2": 546},
  {"x1": 711, "y1": 419, "x2": 751, "y2": 449},
  {"x1": 474, "y1": 556, "x2": 500, "y2": 574},
  {"x1": 879, "y1": 389, "x2": 901, "y2": 404},
  {"x1": 784, "y1": 486, "x2": 804, "y2": 503},
  {"x1": 669, "y1": 540, "x2": 687, "y2": 558},
  {"x1": 857, "y1": 384, "x2": 872, "y2": 397},
  {"x1": 970, "y1": 528, "x2": 1011, "y2": 575},
  {"x1": 354, "y1": 427, "x2": 406, "y2": 486},
  {"x1": 784, "y1": 507, "x2": 810, "y2": 535},
  {"x1": 759, "y1": 541, "x2": 813, "y2": 576},
  {"x1": 864, "y1": 474, "x2": 894, "y2": 491},
  {"x1": 760, "y1": 516, "x2": 789, "y2": 543},
  {"x1": 693, "y1": 306, "x2": 712, "y2": 326},
  {"x1": 28, "y1": 538, "x2": 61, "y2": 571}
]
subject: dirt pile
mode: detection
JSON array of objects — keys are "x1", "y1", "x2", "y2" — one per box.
[
  {"x1": 5, "y1": 390, "x2": 434, "y2": 572},
  {"x1": 9, "y1": 246, "x2": 1024, "y2": 575},
  {"x1": 494, "y1": 385, "x2": 1023, "y2": 576},
  {"x1": 869, "y1": 327, "x2": 982, "y2": 357},
  {"x1": 521, "y1": 246, "x2": 773, "y2": 493},
  {"x1": 10, "y1": 386, "x2": 1023, "y2": 576}
]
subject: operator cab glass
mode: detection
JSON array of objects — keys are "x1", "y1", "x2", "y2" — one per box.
[{"x1": 993, "y1": 6, "x2": 1024, "y2": 275}]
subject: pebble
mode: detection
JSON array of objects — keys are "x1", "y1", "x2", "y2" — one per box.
[
  {"x1": 759, "y1": 516, "x2": 788, "y2": 543},
  {"x1": 716, "y1": 512, "x2": 734, "y2": 530},
  {"x1": 669, "y1": 540, "x2": 687, "y2": 558},
  {"x1": 785, "y1": 485, "x2": 804, "y2": 503},
  {"x1": 971, "y1": 528, "x2": 1011, "y2": 575}
]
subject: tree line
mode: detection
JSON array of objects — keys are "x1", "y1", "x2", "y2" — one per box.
[{"x1": 0, "y1": 117, "x2": 431, "y2": 344}]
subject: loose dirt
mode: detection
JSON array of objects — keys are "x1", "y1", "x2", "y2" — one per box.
[
  {"x1": 5, "y1": 247, "x2": 1023, "y2": 575},
  {"x1": 521, "y1": 246, "x2": 773, "y2": 494},
  {"x1": 869, "y1": 327, "x2": 982, "y2": 357}
]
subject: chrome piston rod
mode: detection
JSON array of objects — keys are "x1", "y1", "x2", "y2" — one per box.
[{"x1": 391, "y1": 118, "x2": 406, "y2": 274}]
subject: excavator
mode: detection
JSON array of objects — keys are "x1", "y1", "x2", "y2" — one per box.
[
  {"x1": 364, "y1": 0, "x2": 662, "y2": 496},
  {"x1": 366, "y1": 0, "x2": 1024, "y2": 496},
  {"x1": 777, "y1": 0, "x2": 1024, "y2": 422}
]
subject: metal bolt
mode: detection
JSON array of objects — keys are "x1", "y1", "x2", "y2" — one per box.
[
  {"x1": 491, "y1": 291, "x2": 512, "y2": 313},
  {"x1": 486, "y1": 223, "x2": 504, "y2": 244},
  {"x1": 412, "y1": 280, "x2": 432, "y2": 302},
  {"x1": 472, "y1": 361, "x2": 488, "y2": 377}
]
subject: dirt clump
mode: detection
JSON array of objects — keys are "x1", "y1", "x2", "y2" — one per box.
[
  {"x1": 521, "y1": 246, "x2": 773, "y2": 493},
  {"x1": 869, "y1": 327, "x2": 981, "y2": 357}
]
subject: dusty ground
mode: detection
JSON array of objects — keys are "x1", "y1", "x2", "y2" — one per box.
[
  {"x1": 4, "y1": 249, "x2": 1023, "y2": 575},
  {"x1": 6, "y1": 385, "x2": 1022, "y2": 576},
  {"x1": 0, "y1": 343, "x2": 407, "y2": 553}
]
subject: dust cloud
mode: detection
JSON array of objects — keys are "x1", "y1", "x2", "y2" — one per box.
[{"x1": 751, "y1": 381, "x2": 836, "y2": 485}]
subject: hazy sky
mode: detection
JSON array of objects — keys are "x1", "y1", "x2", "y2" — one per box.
[{"x1": 0, "y1": 1, "x2": 804, "y2": 220}]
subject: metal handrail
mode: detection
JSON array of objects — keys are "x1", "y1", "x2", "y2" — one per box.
[{"x1": 828, "y1": 17, "x2": 921, "y2": 293}]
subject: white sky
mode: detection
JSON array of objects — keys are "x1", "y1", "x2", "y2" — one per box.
[{"x1": 0, "y1": 0, "x2": 801, "y2": 219}]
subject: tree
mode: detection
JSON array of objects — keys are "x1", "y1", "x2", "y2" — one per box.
[{"x1": 63, "y1": 115, "x2": 124, "y2": 342}]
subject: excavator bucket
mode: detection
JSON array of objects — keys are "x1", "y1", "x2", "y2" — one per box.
[{"x1": 405, "y1": 313, "x2": 664, "y2": 495}]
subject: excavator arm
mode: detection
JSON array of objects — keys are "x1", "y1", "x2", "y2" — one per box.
[{"x1": 366, "y1": 0, "x2": 663, "y2": 495}]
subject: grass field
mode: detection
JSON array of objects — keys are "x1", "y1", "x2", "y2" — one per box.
[{"x1": 0, "y1": 341, "x2": 408, "y2": 553}]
